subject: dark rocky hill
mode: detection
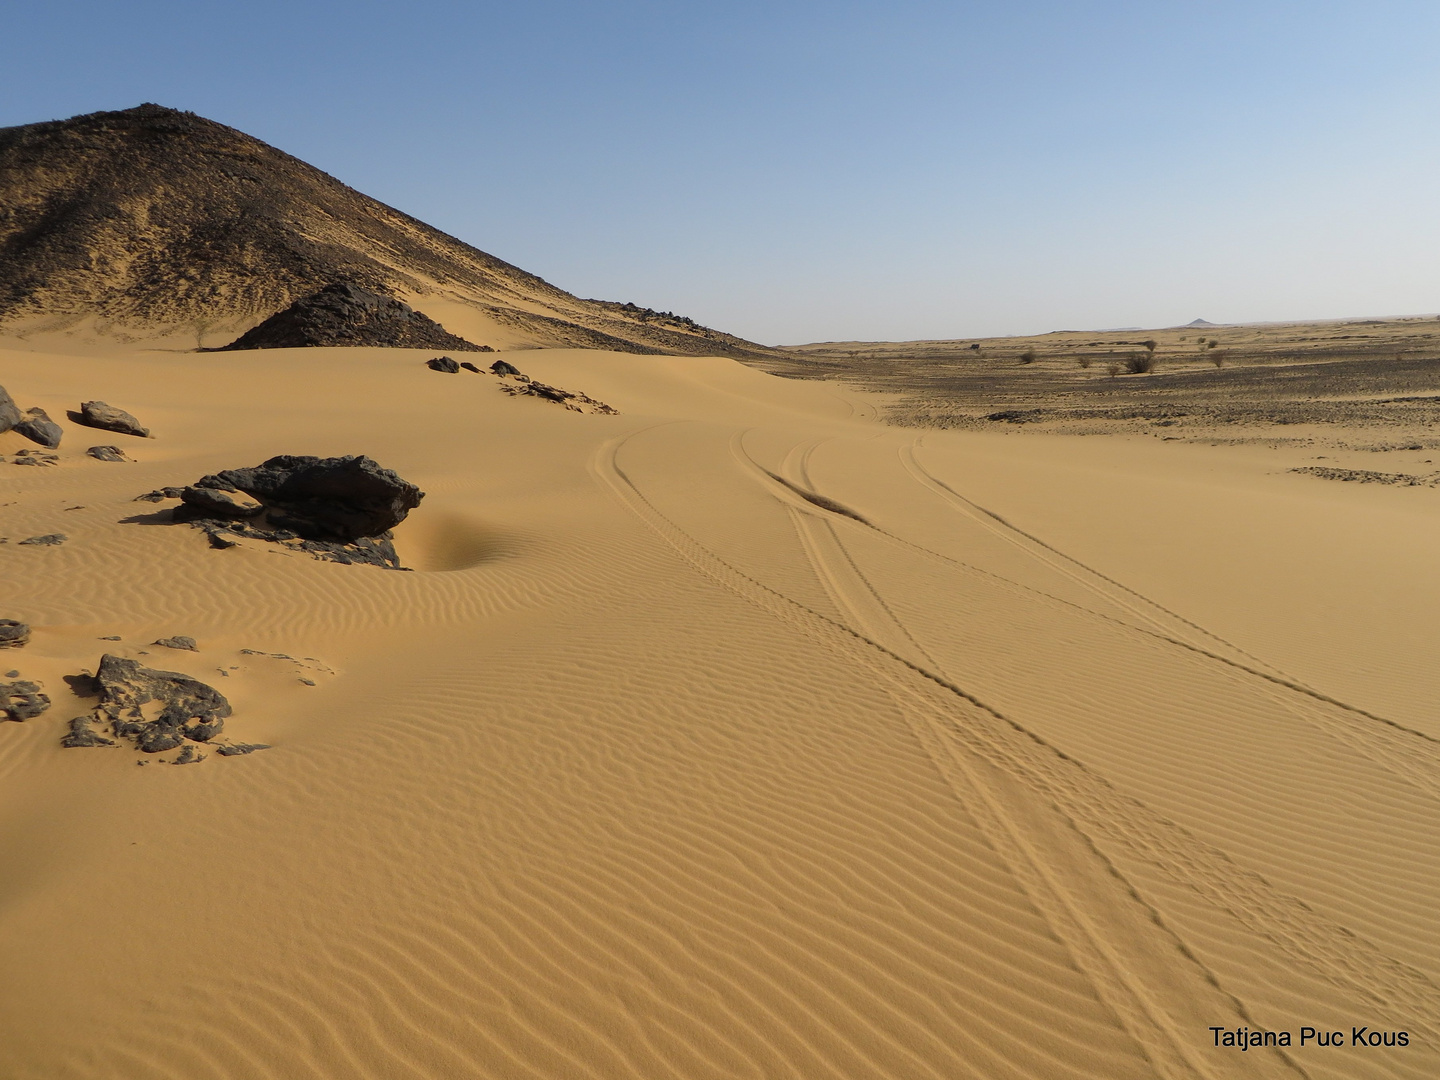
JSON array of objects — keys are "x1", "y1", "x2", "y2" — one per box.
[
  {"x1": 218, "y1": 283, "x2": 482, "y2": 351},
  {"x1": 0, "y1": 104, "x2": 771, "y2": 357}
]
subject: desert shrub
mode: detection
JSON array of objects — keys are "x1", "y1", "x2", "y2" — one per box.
[
  {"x1": 1019, "y1": 349, "x2": 1037, "y2": 364},
  {"x1": 1206, "y1": 339, "x2": 1218, "y2": 349},
  {"x1": 1141, "y1": 339, "x2": 1157, "y2": 352},
  {"x1": 1106, "y1": 362, "x2": 1121, "y2": 377},
  {"x1": 1124, "y1": 353, "x2": 1155, "y2": 374},
  {"x1": 1078, "y1": 355, "x2": 1092, "y2": 369},
  {"x1": 1211, "y1": 349, "x2": 1227, "y2": 368}
]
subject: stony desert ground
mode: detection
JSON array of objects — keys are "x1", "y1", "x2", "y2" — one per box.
[{"x1": 2, "y1": 333, "x2": 1438, "y2": 1080}]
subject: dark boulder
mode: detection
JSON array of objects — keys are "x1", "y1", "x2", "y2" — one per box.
[
  {"x1": 86, "y1": 445, "x2": 129, "y2": 462},
  {"x1": 14, "y1": 407, "x2": 62, "y2": 448},
  {"x1": 426, "y1": 355, "x2": 460, "y2": 373},
  {"x1": 93, "y1": 653, "x2": 231, "y2": 752},
  {"x1": 195, "y1": 454, "x2": 423, "y2": 541},
  {"x1": 0, "y1": 620, "x2": 30, "y2": 648},
  {"x1": 77, "y1": 401, "x2": 150, "y2": 438},
  {"x1": 218, "y1": 283, "x2": 486, "y2": 352},
  {"x1": 490, "y1": 359, "x2": 524, "y2": 378},
  {"x1": 0, "y1": 386, "x2": 19, "y2": 433},
  {"x1": 459, "y1": 362, "x2": 481, "y2": 373},
  {"x1": 154, "y1": 635, "x2": 198, "y2": 651},
  {"x1": 0, "y1": 680, "x2": 50, "y2": 721}
]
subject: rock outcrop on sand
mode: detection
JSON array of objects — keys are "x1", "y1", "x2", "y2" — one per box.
[
  {"x1": 69, "y1": 653, "x2": 230, "y2": 753},
  {"x1": 219, "y1": 283, "x2": 485, "y2": 352},
  {"x1": 75, "y1": 400, "x2": 150, "y2": 437},
  {"x1": 86, "y1": 445, "x2": 129, "y2": 462},
  {"x1": 1, "y1": 385, "x2": 66, "y2": 447},
  {"x1": 158, "y1": 454, "x2": 423, "y2": 569},
  {"x1": 14, "y1": 408, "x2": 62, "y2": 447},
  {"x1": 0, "y1": 679, "x2": 50, "y2": 721},
  {"x1": 0, "y1": 386, "x2": 19, "y2": 432},
  {"x1": 489, "y1": 361, "x2": 619, "y2": 415},
  {"x1": 0, "y1": 620, "x2": 30, "y2": 648}
]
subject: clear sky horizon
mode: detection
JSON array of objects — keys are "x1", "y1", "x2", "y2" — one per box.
[{"x1": 4, "y1": 1, "x2": 1438, "y2": 346}]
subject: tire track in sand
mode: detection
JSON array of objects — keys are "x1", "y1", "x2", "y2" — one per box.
[{"x1": 596, "y1": 428, "x2": 1314, "y2": 1080}]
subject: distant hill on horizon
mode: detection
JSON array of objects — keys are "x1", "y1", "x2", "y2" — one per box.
[{"x1": 0, "y1": 104, "x2": 772, "y2": 356}]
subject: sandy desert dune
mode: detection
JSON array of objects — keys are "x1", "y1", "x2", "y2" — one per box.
[{"x1": 1, "y1": 337, "x2": 1437, "y2": 1079}]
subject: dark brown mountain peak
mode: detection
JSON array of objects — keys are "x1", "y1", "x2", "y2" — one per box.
[{"x1": 0, "y1": 104, "x2": 771, "y2": 357}]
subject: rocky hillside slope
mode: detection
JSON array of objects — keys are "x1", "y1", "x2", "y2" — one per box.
[{"x1": 0, "y1": 104, "x2": 770, "y2": 356}]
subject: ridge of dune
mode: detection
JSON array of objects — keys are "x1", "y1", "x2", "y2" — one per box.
[{"x1": 0, "y1": 340, "x2": 1436, "y2": 1078}]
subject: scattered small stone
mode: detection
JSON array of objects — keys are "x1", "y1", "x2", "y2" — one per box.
[
  {"x1": 86, "y1": 445, "x2": 129, "y2": 462},
  {"x1": 5, "y1": 670, "x2": 17, "y2": 678},
  {"x1": 61, "y1": 716, "x2": 116, "y2": 747},
  {"x1": 0, "y1": 680, "x2": 50, "y2": 721},
  {"x1": 459, "y1": 362, "x2": 481, "y2": 373},
  {"x1": 99, "y1": 635, "x2": 121, "y2": 641},
  {"x1": 77, "y1": 401, "x2": 150, "y2": 438},
  {"x1": 215, "y1": 743, "x2": 270, "y2": 756},
  {"x1": 207, "y1": 531, "x2": 239, "y2": 549},
  {"x1": 426, "y1": 355, "x2": 461, "y2": 373},
  {"x1": 14, "y1": 407, "x2": 62, "y2": 448},
  {"x1": 299, "y1": 678, "x2": 316, "y2": 686},
  {"x1": 63, "y1": 505, "x2": 85, "y2": 511},
  {"x1": 154, "y1": 635, "x2": 198, "y2": 651},
  {"x1": 171, "y1": 745, "x2": 203, "y2": 764},
  {"x1": 18, "y1": 534, "x2": 66, "y2": 546},
  {"x1": 0, "y1": 620, "x2": 30, "y2": 648},
  {"x1": 12, "y1": 449, "x2": 59, "y2": 466}
]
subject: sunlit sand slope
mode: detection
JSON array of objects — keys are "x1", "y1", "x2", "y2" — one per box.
[{"x1": 0, "y1": 344, "x2": 1435, "y2": 1079}]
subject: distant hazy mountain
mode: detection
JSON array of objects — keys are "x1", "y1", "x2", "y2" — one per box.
[{"x1": 0, "y1": 104, "x2": 769, "y2": 356}]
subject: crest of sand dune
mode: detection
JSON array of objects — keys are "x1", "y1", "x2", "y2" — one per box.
[{"x1": 1, "y1": 339, "x2": 1437, "y2": 1079}]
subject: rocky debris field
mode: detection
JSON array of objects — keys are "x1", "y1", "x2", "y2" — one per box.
[
  {"x1": 425, "y1": 356, "x2": 618, "y2": 414},
  {"x1": 219, "y1": 283, "x2": 488, "y2": 352},
  {"x1": 139, "y1": 454, "x2": 424, "y2": 569}
]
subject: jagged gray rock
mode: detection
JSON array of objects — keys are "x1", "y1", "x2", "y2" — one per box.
[
  {"x1": 14, "y1": 407, "x2": 62, "y2": 448},
  {"x1": 78, "y1": 400, "x2": 150, "y2": 437},
  {"x1": 0, "y1": 680, "x2": 50, "y2": 721},
  {"x1": 61, "y1": 716, "x2": 115, "y2": 747},
  {"x1": 426, "y1": 355, "x2": 460, "y2": 373},
  {"x1": 92, "y1": 653, "x2": 231, "y2": 753},
  {"x1": 154, "y1": 635, "x2": 198, "y2": 651},
  {"x1": 86, "y1": 445, "x2": 129, "y2": 462},
  {"x1": 18, "y1": 534, "x2": 65, "y2": 545},
  {"x1": 0, "y1": 620, "x2": 30, "y2": 648},
  {"x1": 0, "y1": 386, "x2": 19, "y2": 433}
]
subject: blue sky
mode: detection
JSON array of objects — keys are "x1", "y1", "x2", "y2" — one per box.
[{"x1": 4, "y1": 1, "x2": 1438, "y2": 344}]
